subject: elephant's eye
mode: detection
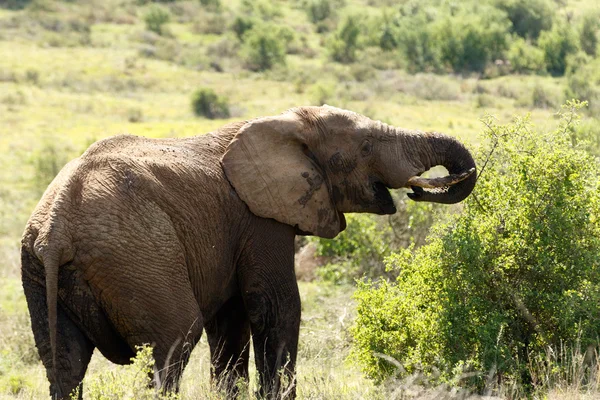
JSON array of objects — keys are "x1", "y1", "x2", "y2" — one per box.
[{"x1": 361, "y1": 140, "x2": 372, "y2": 157}]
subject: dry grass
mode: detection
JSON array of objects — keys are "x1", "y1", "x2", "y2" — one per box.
[{"x1": 3, "y1": 262, "x2": 600, "y2": 399}]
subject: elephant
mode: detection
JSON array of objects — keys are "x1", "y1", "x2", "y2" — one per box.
[{"x1": 20, "y1": 105, "x2": 476, "y2": 399}]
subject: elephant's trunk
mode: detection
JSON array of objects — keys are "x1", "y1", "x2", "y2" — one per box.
[{"x1": 383, "y1": 127, "x2": 477, "y2": 204}]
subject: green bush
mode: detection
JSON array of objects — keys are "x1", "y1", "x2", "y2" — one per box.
[
  {"x1": 573, "y1": 117, "x2": 600, "y2": 156},
  {"x1": 310, "y1": 199, "x2": 446, "y2": 284},
  {"x1": 352, "y1": 101, "x2": 600, "y2": 393},
  {"x1": 580, "y1": 13, "x2": 599, "y2": 57},
  {"x1": 433, "y1": 10, "x2": 510, "y2": 73},
  {"x1": 393, "y1": 11, "x2": 441, "y2": 73},
  {"x1": 306, "y1": 0, "x2": 333, "y2": 24},
  {"x1": 388, "y1": 2, "x2": 512, "y2": 74},
  {"x1": 191, "y1": 88, "x2": 230, "y2": 119},
  {"x1": 494, "y1": 0, "x2": 555, "y2": 40},
  {"x1": 507, "y1": 37, "x2": 546, "y2": 74},
  {"x1": 539, "y1": 21, "x2": 579, "y2": 76},
  {"x1": 328, "y1": 15, "x2": 361, "y2": 63},
  {"x1": 240, "y1": 0, "x2": 282, "y2": 20},
  {"x1": 199, "y1": 0, "x2": 221, "y2": 12},
  {"x1": 231, "y1": 16, "x2": 254, "y2": 41},
  {"x1": 566, "y1": 56, "x2": 600, "y2": 116},
  {"x1": 378, "y1": 24, "x2": 397, "y2": 52},
  {"x1": 531, "y1": 81, "x2": 562, "y2": 109},
  {"x1": 310, "y1": 214, "x2": 391, "y2": 285},
  {"x1": 0, "y1": 0, "x2": 31, "y2": 10},
  {"x1": 240, "y1": 26, "x2": 286, "y2": 71},
  {"x1": 143, "y1": 4, "x2": 170, "y2": 36},
  {"x1": 192, "y1": 10, "x2": 227, "y2": 35}
]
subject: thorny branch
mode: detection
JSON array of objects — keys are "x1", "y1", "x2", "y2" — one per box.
[{"x1": 471, "y1": 116, "x2": 503, "y2": 213}]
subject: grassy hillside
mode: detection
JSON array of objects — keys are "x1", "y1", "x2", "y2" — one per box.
[{"x1": 1, "y1": 0, "x2": 599, "y2": 398}]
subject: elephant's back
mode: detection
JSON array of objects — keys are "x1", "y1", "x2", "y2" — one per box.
[
  {"x1": 23, "y1": 132, "x2": 245, "y2": 306},
  {"x1": 22, "y1": 133, "x2": 235, "y2": 261}
]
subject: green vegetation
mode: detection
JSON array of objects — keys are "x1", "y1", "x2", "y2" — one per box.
[
  {"x1": 496, "y1": 0, "x2": 555, "y2": 40},
  {"x1": 328, "y1": 15, "x2": 361, "y2": 63},
  {"x1": 240, "y1": 25, "x2": 287, "y2": 71},
  {"x1": 143, "y1": 4, "x2": 171, "y2": 36},
  {"x1": 352, "y1": 101, "x2": 600, "y2": 395},
  {"x1": 191, "y1": 88, "x2": 230, "y2": 119},
  {"x1": 309, "y1": 200, "x2": 448, "y2": 285},
  {"x1": 1, "y1": 0, "x2": 600, "y2": 398},
  {"x1": 84, "y1": 346, "x2": 178, "y2": 400}
]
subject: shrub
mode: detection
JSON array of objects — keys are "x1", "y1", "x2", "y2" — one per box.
[
  {"x1": 199, "y1": 0, "x2": 221, "y2": 12},
  {"x1": 240, "y1": 26, "x2": 286, "y2": 71},
  {"x1": 494, "y1": 0, "x2": 555, "y2": 40},
  {"x1": 127, "y1": 107, "x2": 143, "y2": 123},
  {"x1": 507, "y1": 37, "x2": 546, "y2": 74},
  {"x1": 240, "y1": 0, "x2": 282, "y2": 20},
  {"x1": 378, "y1": 26, "x2": 396, "y2": 52},
  {"x1": 476, "y1": 93, "x2": 496, "y2": 108},
  {"x1": 310, "y1": 198, "x2": 446, "y2": 284},
  {"x1": 0, "y1": 0, "x2": 32, "y2": 10},
  {"x1": 580, "y1": 13, "x2": 599, "y2": 57},
  {"x1": 388, "y1": 3, "x2": 510, "y2": 74},
  {"x1": 328, "y1": 15, "x2": 361, "y2": 63},
  {"x1": 394, "y1": 12, "x2": 441, "y2": 73},
  {"x1": 531, "y1": 81, "x2": 562, "y2": 109},
  {"x1": 352, "y1": 101, "x2": 600, "y2": 393},
  {"x1": 143, "y1": 4, "x2": 171, "y2": 36},
  {"x1": 191, "y1": 88, "x2": 230, "y2": 119},
  {"x1": 573, "y1": 117, "x2": 600, "y2": 156},
  {"x1": 433, "y1": 9, "x2": 510, "y2": 73},
  {"x1": 231, "y1": 16, "x2": 254, "y2": 41},
  {"x1": 566, "y1": 56, "x2": 600, "y2": 116},
  {"x1": 539, "y1": 21, "x2": 579, "y2": 76},
  {"x1": 306, "y1": 0, "x2": 332, "y2": 24},
  {"x1": 192, "y1": 10, "x2": 227, "y2": 35},
  {"x1": 310, "y1": 214, "x2": 391, "y2": 285}
]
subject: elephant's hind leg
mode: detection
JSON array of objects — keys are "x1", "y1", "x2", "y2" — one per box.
[
  {"x1": 205, "y1": 295, "x2": 251, "y2": 396},
  {"x1": 21, "y1": 251, "x2": 94, "y2": 400},
  {"x1": 150, "y1": 318, "x2": 203, "y2": 394}
]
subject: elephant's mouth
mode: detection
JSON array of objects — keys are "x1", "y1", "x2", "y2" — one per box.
[{"x1": 373, "y1": 181, "x2": 396, "y2": 214}]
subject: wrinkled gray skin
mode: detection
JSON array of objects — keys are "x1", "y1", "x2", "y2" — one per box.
[{"x1": 21, "y1": 106, "x2": 476, "y2": 399}]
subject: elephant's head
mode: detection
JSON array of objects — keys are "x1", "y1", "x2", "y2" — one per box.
[{"x1": 222, "y1": 105, "x2": 476, "y2": 238}]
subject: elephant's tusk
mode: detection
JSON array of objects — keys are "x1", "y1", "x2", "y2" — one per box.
[{"x1": 407, "y1": 168, "x2": 475, "y2": 189}]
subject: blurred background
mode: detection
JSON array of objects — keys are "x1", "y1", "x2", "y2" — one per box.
[{"x1": 1, "y1": 0, "x2": 600, "y2": 398}]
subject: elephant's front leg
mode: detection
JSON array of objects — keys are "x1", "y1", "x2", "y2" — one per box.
[{"x1": 239, "y1": 221, "x2": 300, "y2": 399}]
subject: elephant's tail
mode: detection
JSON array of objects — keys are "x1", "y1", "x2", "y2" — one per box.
[
  {"x1": 42, "y1": 248, "x2": 61, "y2": 384},
  {"x1": 33, "y1": 222, "x2": 74, "y2": 386}
]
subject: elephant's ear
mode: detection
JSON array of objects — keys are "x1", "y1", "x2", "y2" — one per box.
[{"x1": 221, "y1": 112, "x2": 343, "y2": 239}]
